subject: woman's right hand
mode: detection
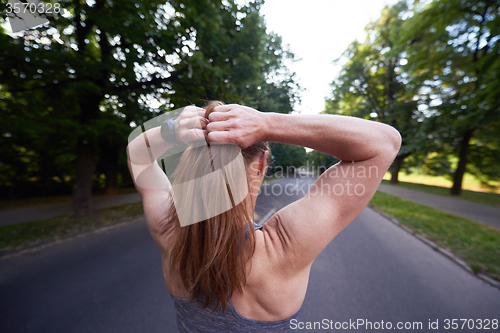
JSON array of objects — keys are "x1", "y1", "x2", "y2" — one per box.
[{"x1": 206, "y1": 104, "x2": 268, "y2": 149}]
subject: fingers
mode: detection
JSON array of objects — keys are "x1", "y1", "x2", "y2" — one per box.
[
  {"x1": 180, "y1": 105, "x2": 237, "y2": 122},
  {"x1": 179, "y1": 106, "x2": 204, "y2": 120},
  {"x1": 178, "y1": 128, "x2": 206, "y2": 145},
  {"x1": 199, "y1": 117, "x2": 209, "y2": 129},
  {"x1": 179, "y1": 116, "x2": 206, "y2": 129},
  {"x1": 206, "y1": 120, "x2": 231, "y2": 132},
  {"x1": 182, "y1": 105, "x2": 202, "y2": 114},
  {"x1": 213, "y1": 104, "x2": 235, "y2": 112},
  {"x1": 207, "y1": 131, "x2": 232, "y2": 143},
  {"x1": 191, "y1": 128, "x2": 206, "y2": 140},
  {"x1": 208, "y1": 111, "x2": 232, "y2": 122},
  {"x1": 191, "y1": 116, "x2": 208, "y2": 130},
  {"x1": 177, "y1": 105, "x2": 239, "y2": 135}
]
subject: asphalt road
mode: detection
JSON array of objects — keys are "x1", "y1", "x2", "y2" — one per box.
[{"x1": 1, "y1": 175, "x2": 499, "y2": 333}]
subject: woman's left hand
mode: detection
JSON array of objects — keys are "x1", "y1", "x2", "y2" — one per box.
[{"x1": 174, "y1": 105, "x2": 208, "y2": 144}]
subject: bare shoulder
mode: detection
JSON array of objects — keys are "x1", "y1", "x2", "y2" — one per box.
[
  {"x1": 260, "y1": 202, "x2": 315, "y2": 274},
  {"x1": 260, "y1": 153, "x2": 396, "y2": 274},
  {"x1": 238, "y1": 228, "x2": 309, "y2": 320}
]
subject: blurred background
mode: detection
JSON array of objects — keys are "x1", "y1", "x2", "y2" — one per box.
[
  {"x1": 1, "y1": 1, "x2": 499, "y2": 332},
  {"x1": 1, "y1": 0, "x2": 498, "y2": 216}
]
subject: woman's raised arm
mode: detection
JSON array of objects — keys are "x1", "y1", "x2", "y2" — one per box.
[
  {"x1": 126, "y1": 106, "x2": 207, "y2": 246},
  {"x1": 127, "y1": 106, "x2": 208, "y2": 194},
  {"x1": 206, "y1": 104, "x2": 401, "y2": 161},
  {"x1": 207, "y1": 104, "x2": 401, "y2": 272}
]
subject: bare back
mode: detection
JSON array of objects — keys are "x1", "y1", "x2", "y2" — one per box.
[
  {"x1": 163, "y1": 222, "x2": 309, "y2": 322},
  {"x1": 130, "y1": 105, "x2": 401, "y2": 324}
]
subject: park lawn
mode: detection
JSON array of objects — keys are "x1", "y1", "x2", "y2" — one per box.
[
  {"x1": 369, "y1": 191, "x2": 500, "y2": 282},
  {"x1": 383, "y1": 171, "x2": 500, "y2": 193},
  {"x1": 0, "y1": 202, "x2": 144, "y2": 253},
  {"x1": 262, "y1": 176, "x2": 279, "y2": 183},
  {"x1": 381, "y1": 180, "x2": 500, "y2": 207},
  {"x1": 0, "y1": 194, "x2": 73, "y2": 211},
  {"x1": 0, "y1": 188, "x2": 139, "y2": 211}
]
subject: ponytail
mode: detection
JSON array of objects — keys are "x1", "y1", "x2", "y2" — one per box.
[{"x1": 167, "y1": 101, "x2": 270, "y2": 313}]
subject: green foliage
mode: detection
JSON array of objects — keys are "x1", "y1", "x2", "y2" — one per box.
[
  {"x1": 326, "y1": 0, "x2": 500, "y2": 190},
  {"x1": 324, "y1": 1, "x2": 425, "y2": 168},
  {"x1": 421, "y1": 152, "x2": 453, "y2": 177},
  {"x1": 307, "y1": 150, "x2": 339, "y2": 174},
  {"x1": 0, "y1": 0, "x2": 299, "y2": 200},
  {"x1": 466, "y1": 123, "x2": 500, "y2": 187},
  {"x1": 401, "y1": 0, "x2": 500, "y2": 188},
  {"x1": 167, "y1": 0, "x2": 300, "y2": 112},
  {"x1": 270, "y1": 142, "x2": 307, "y2": 173}
]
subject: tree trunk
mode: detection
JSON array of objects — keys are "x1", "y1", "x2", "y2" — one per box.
[
  {"x1": 105, "y1": 165, "x2": 119, "y2": 195},
  {"x1": 450, "y1": 127, "x2": 475, "y2": 196},
  {"x1": 72, "y1": 137, "x2": 96, "y2": 217},
  {"x1": 389, "y1": 154, "x2": 404, "y2": 184},
  {"x1": 102, "y1": 141, "x2": 120, "y2": 195},
  {"x1": 71, "y1": 90, "x2": 101, "y2": 216},
  {"x1": 71, "y1": 2, "x2": 108, "y2": 216}
]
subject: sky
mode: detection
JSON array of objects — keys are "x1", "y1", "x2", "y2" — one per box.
[
  {"x1": 3, "y1": 0, "x2": 399, "y2": 114},
  {"x1": 260, "y1": 0, "x2": 400, "y2": 114}
]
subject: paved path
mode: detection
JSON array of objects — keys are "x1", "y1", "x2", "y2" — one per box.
[
  {"x1": 378, "y1": 184, "x2": 500, "y2": 229},
  {"x1": 0, "y1": 193, "x2": 142, "y2": 227},
  {"x1": 1, "y1": 176, "x2": 499, "y2": 333},
  {"x1": 1, "y1": 182, "x2": 498, "y2": 231}
]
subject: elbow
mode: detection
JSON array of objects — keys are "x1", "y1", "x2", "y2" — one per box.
[
  {"x1": 390, "y1": 126, "x2": 402, "y2": 153},
  {"x1": 382, "y1": 125, "x2": 402, "y2": 158}
]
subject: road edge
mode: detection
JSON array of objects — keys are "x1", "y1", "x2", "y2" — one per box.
[
  {"x1": 367, "y1": 205, "x2": 500, "y2": 291},
  {"x1": 0, "y1": 215, "x2": 145, "y2": 261}
]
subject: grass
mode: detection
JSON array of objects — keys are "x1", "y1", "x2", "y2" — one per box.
[
  {"x1": 384, "y1": 171, "x2": 500, "y2": 193},
  {"x1": 0, "y1": 194, "x2": 74, "y2": 211},
  {"x1": 262, "y1": 176, "x2": 279, "y2": 183},
  {"x1": 0, "y1": 202, "x2": 144, "y2": 253},
  {"x1": 0, "y1": 187, "x2": 138, "y2": 211},
  {"x1": 369, "y1": 191, "x2": 500, "y2": 281},
  {"x1": 381, "y1": 180, "x2": 500, "y2": 207}
]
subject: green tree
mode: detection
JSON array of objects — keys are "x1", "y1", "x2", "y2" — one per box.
[
  {"x1": 1, "y1": 0, "x2": 182, "y2": 215},
  {"x1": 167, "y1": 1, "x2": 300, "y2": 112},
  {"x1": 270, "y1": 143, "x2": 307, "y2": 175},
  {"x1": 324, "y1": 1, "x2": 424, "y2": 184},
  {"x1": 0, "y1": 0, "x2": 299, "y2": 215},
  {"x1": 306, "y1": 150, "x2": 339, "y2": 175},
  {"x1": 402, "y1": 0, "x2": 500, "y2": 195}
]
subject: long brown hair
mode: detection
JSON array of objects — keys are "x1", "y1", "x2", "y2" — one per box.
[{"x1": 167, "y1": 101, "x2": 270, "y2": 313}]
